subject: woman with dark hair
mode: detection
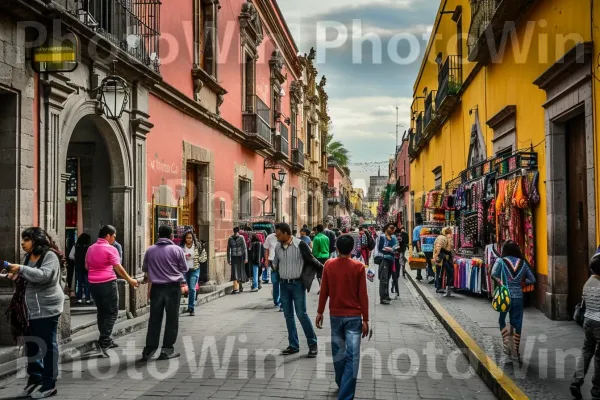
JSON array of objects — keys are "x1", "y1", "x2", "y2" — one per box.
[
  {"x1": 377, "y1": 223, "x2": 397, "y2": 305},
  {"x1": 570, "y1": 252, "x2": 600, "y2": 400},
  {"x1": 5, "y1": 227, "x2": 66, "y2": 399},
  {"x1": 491, "y1": 240, "x2": 536, "y2": 363},
  {"x1": 249, "y1": 234, "x2": 263, "y2": 292},
  {"x1": 180, "y1": 230, "x2": 204, "y2": 316},
  {"x1": 69, "y1": 233, "x2": 92, "y2": 304}
]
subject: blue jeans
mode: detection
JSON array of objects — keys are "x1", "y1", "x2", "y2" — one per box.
[
  {"x1": 499, "y1": 296, "x2": 524, "y2": 334},
  {"x1": 271, "y1": 270, "x2": 281, "y2": 306},
  {"x1": 252, "y1": 265, "x2": 259, "y2": 289},
  {"x1": 280, "y1": 280, "x2": 317, "y2": 350},
  {"x1": 262, "y1": 265, "x2": 270, "y2": 282},
  {"x1": 26, "y1": 315, "x2": 59, "y2": 390},
  {"x1": 331, "y1": 316, "x2": 362, "y2": 400},
  {"x1": 75, "y1": 267, "x2": 90, "y2": 300},
  {"x1": 186, "y1": 269, "x2": 200, "y2": 311}
]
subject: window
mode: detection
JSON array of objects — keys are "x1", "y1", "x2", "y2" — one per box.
[
  {"x1": 272, "y1": 187, "x2": 281, "y2": 220},
  {"x1": 496, "y1": 146, "x2": 512, "y2": 158},
  {"x1": 433, "y1": 166, "x2": 442, "y2": 189},
  {"x1": 272, "y1": 89, "x2": 281, "y2": 126},
  {"x1": 242, "y1": 52, "x2": 256, "y2": 112},
  {"x1": 291, "y1": 188, "x2": 298, "y2": 231},
  {"x1": 307, "y1": 123, "x2": 313, "y2": 156},
  {"x1": 194, "y1": 0, "x2": 217, "y2": 77},
  {"x1": 291, "y1": 109, "x2": 297, "y2": 146},
  {"x1": 238, "y1": 178, "x2": 251, "y2": 220}
]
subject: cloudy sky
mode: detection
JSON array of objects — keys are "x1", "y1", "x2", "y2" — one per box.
[{"x1": 277, "y1": 0, "x2": 438, "y2": 192}]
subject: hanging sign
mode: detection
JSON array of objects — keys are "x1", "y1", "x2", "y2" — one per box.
[{"x1": 32, "y1": 33, "x2": 79, "y2": 73}]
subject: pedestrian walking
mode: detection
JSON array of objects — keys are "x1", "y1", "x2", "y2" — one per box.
[
  {"x1": 249, "y1": 234, "x2": 263, "y2": 292},
  {"x1": 264, "y1": 229, "x2": 281, "y2": 310},
  {"x1": 300, "y1": 228, "x2": 312, "y2": 248},
  {"x1": 312, "y1": 224, "x2": 330, "y2": 291},
  {"x1": 6, "y1": 228, "x2": 67, "y2": 399},
  {"x1": 377, "y1": 223, "x2": 397, "y2": 305},
  {"x1": 491, "y1": 240, "x2": 536, "y2": 363},
  {"x1": 316, "y1": 234, "x2": 369, "y2": 400},
  {"x1": 325, "y1": 224, "x2": 337, "y2": 257},
  {"x1": 273, "y1": 223, "x2": 322, "y2": 357},
  {"x1": 433, "y1": 227, "x2": 455, "y2": 296},
  {"x1": 571, "y1": 252, "x2": 600, "y2": 400},
  {"x1": 358, "y1": 226, "x2": 374, "y2": 267},
  {"x1": 412, "y1": 219, "x2": 425, "y2": 281},
  {"x1": 69, "y1": 233, "x2": 92, "y2": 304},
  {"x1": 141, "y1": 225, "x2": 189, "y2": 361},
  {"x1": 227, "y1": 227, "x2": 248, "y2": 294},
  {"x1": 390, "y1": 230, "x2": 403, "y2": 299},
  {"x1": 180, "y1": 230, "x2": 203, "y2": 316},
  {"x1": 397, "y1": 226, "x2": 409, "y2": 278},
  {"x1": 86, "y1": 225, "x2": 139, "y2": 356}
]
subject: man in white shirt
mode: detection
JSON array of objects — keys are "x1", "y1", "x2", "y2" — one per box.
[{"x1": 264, "y1": 227, "x2": 281, "y2": 310}]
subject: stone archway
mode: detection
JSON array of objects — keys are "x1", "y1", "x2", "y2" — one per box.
[{"x1": 59, "y1": 101, "x2": 133, "y2": 273}]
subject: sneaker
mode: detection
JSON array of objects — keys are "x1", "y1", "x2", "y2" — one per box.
[
  {"x1": 380, "y1": 300, "x2": 391, "y2": 305},
  {"x1": 140, "y1": 350, "x2": 156, "y2": 362},
  {"x1": 30, "y1": 388, "x2": 57, "y2": 399},
  {"x1": 279, "y1": 307, "x2": 283, "y2": 312},
  {"x1": 76, "y1": 299, "x2": 83, "y2": 304},
  {"x1": 231, "y1": 290, "x2": 239, "y2": 294},
  {"x1": 307, "y1": 345, "x2": 318, "y2": 358},
  {"x1": 108, "y1": 342, "x2": 119, "y2": 349},
  {"x1": 158, "y1": 352, "x2": 180, "y2": 360},
  {"x1": 570, "y1": 384, "x2": 582, "y2": 400},
  {"x1": 16, "y1": 381, "x2": 41, "y2": 398},
  {"x1": 262, "y1": 280, "x2": 270, "y2": 284},
  {"x1": 189, "y1": 310, "x2": 195, "y2": 316},
  {"x1": 86, "y1": 300, "x2": 93, "y2": 305},
  {"x1": 251, "y1": 288, "x2": 258, "y2": 292},
  {"x1": 428, "y1": 278, "x2": 435, "y2": 284},
  {"x1": 281, "y1": 346, "x2": 299, "y2": 356},
  {"x1": 416, "y1": 276, "x2": 423, "y2": 281},
  {"x1": 444, "y1": 288, "x2": 452, "y2": 297}
]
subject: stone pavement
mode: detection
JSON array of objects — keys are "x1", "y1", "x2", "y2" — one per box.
[
  {"x1": 407, "y1": 268, "x2": 592, "y2": 399},
  {"x1": 0, "y1": 275, "x2": 496, "y2": 400}
]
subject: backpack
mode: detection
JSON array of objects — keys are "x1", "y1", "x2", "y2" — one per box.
[{"x1": 367, "y1": 234, "x2": 375, "y2": 251}]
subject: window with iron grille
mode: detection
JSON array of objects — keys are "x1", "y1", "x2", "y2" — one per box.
[
  {"x1": 194, "y1": 0, "x2": 217, "y2": 77},
  {"x1": 238, "y1": 178, "x2": 251, "y2": 220},
  {"x1": 433, "y1": 166, "x2": 442, "y2": 189},
  {"x1": 307, "y1": 123, "x2": 312, "y2": 156},
  {"x1": 242, "y1": 52, "x2": 256, "y2": 112},
  {"x1": 291, "y1": 109, "x2": 297, "y2": 145},
  {"x1": 70, "y1": 0, "x2": 161, "y2": 72}
]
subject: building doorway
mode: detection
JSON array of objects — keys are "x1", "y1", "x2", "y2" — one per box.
[
  {"x1": 566, "y1": 113, "x2": 590, "y2": 316},
  {"x1": 65, "y1": 116, "x2": 113, "y2": 312},
  {"x1": 184, "y1": 162, "x2": 210, "y2": 282}
]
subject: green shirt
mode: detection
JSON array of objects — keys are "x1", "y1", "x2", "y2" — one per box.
[{"x1": 312, "y1": 233, "x2": 330, "y2": 259}]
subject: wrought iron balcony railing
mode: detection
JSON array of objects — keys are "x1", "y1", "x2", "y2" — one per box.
[
  {"x1": 436, "y1": 55, "x2": 462, "y2": 111},
  {"x1": 65, "y1": 0, "x2": 161, "y2": 72},
  {"x1": 415, "y1": 112, "x2": 424, "y2": 144},
  {"x1": 273, "y1": 134, "x2": 289, "y2": 160},
  {"x1": 467, "y1": 0, "x2": 497, "y2": 59},
  {"x1": 243, "y1": 95, "x2": 272, "y2": 149},
  {"x1": 291, "y1": 138, "x2": 305, "y2": 169}
]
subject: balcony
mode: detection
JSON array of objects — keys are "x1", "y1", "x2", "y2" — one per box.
[
  {"x1": 328, "y1": 196, "x2": 340, "y2": 205},
  {"x1": 424, "y1": 90, "x2": 438, "y2": 134},
  {"x1": 291, "y1": 139, "x2": 305, "y2": 171},
  {"x1": 436, "y1": 55, "x2": 462, "y2": 117},
  {"x1": 242, "y1": 95, "x2": 272, "y2": 150},
  {"x1": 467, "y1": 0, "x2": 536, "y2": 64},
  {"x1": 415, "y1": 112, "x2": 424, "y2": 147},
  {"x1": 407, "y1": 128, "x2": 416, "y2": 159},
  {"x1": 65, "y1": 0, "x2": 161, "y2": 72},
  {"x1": 396, "y1": 175, "x2": 409, "y2": 194},
  {"x1": 273, "y1": 123, "x2": 289, "y2": 161}
]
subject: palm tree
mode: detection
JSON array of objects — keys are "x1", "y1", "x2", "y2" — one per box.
[{"x1": 324, "y1": 133, "x2": 350, "y2": 174}]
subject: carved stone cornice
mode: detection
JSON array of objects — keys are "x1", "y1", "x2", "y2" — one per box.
[
  {"x1": 42, "y1": 74, "x2": 77, "y2": 111},
  {"x1": 192, "y1": 67, "x2": 227, "y2": 96},
  {"x1": 130, "y1": 109, "x2": 154, "y2": 139},
  {"x1": 290, "y1": 80, "x2": 302, "y2": 105},
  {"x1": 239, "y1": 0, "x2": 264, "y2": 55}
]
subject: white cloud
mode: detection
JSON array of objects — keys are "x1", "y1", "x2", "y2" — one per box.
[{"x1": 282, "y1": 0, "x2": 415, "y2": 20}]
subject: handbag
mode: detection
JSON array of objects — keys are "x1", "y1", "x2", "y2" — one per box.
[
  {"x1": 492, "y1": 261, "x2": 511, "y2": 313},
  {"x1": 574, "y1": 300, "x2": 586, "y2": 326},
  {"x1": 374, "y1": 255, "x2": 383, "y2": 265}
]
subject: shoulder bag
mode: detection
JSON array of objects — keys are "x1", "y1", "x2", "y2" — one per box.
[{"x1": 492, "y1": 260, "x2": 511, "y2": 313}]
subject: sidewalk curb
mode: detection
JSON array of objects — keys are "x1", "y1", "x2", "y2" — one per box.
[
  {"x1": 406, "y1": 273, "x2": 528, "y2": 400},
  {"x1": 0, "y1": 282, "x2": 234, "y2": 385}
]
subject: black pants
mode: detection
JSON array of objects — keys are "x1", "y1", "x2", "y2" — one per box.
[
  {"x1": 378, "y1": 259, "x2": 391, "y2": 301},
  {"x1": 89, "y1": 280, "x2": 119, "y2": 347},
  {"x1": 317, "y1": 258, "x2": 329, "y2": 280},
  {"x1": 26, "y1": 315, "x2": 59, "y2": 391},
  {"x1": 144, "y1": 283, "x2": 181, "y2": 356},
  {"x1": 391, "y1": 267, "x2": 400, "y2": 295}
]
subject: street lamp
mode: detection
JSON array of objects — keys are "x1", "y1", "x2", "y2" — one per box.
[
  {"x1": 272, "y1": 168, "x2": 286, "y2": 186},
  {"x1": 97, "y1": 61, "x2": 129, "y2": 120}
]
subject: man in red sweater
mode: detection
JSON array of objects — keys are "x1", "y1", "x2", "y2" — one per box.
[{"x1": 316, "y1": 234, "x2": 369, "y2": 400}]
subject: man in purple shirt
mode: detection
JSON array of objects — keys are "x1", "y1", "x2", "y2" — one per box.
[{"x1": 141, "y1": 225, "x2": 189, "y2": 361}]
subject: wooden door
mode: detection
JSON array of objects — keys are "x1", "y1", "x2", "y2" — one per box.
[
  {"x1": 566, "y1": 114, "x2": 589, "y2": 315},
  {"x1": 185, "y1": 163, "x2": 199, "y2": 236}
]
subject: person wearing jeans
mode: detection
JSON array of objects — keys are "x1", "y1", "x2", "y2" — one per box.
[
  {"x1": 412, "y1": 220, "x2": 424, "y2": 281},
  {"x1": 273, "y1": 223, "x2": 319, "y2": 357},
  {"x1": 86, "y1": 225, "x2": 139, "y2": 355},
  {"x1": 264, "y1": 231, "x2": 281, "y2": 309},
  {"x1": 377, "y1": 223, "x2": 397, "y2": 305},
  {"x1": 69, "y1": 233, "x2": 92, "y2": 304},
  {"x1": 7, "y1": 228, "x2": 66, "y2": 399},
  {"x1": 491, "y1": 241, "x2": 535, "y2": 364},
  {"x1": 249, "y1": 235, "x2": 263, "y2": 292},
  {"x1": 571, "y1": 252, "x2": 600, "y2": 400},
  {"x1": 181, "y1": 230, "x2": 203, "y2": 315},
  {"x1": 316, "y1": 234, "x2": 369, "y2": 400},
  {"x1": 141, "y1": 225, "x2": 189, "y2": 361}
]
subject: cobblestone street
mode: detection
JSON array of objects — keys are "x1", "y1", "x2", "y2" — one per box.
[{"x1": 0, "y1": 275, "x2": 495, "y2": 400}]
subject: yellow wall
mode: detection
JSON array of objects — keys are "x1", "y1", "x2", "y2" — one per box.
[{"x1": 410, "y1": 0, "x2": 596, "y2": 277}]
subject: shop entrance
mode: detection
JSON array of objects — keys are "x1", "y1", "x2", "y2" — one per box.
[
  {"x1": 65, "y1": 116, "x2": 113, "y2": 308},
  {"x1": 184, "y1": 162, "x2": 210, "y2": 282},
  {"x1": 566, "y1": 113, "x2": 590, "y2": 316}
]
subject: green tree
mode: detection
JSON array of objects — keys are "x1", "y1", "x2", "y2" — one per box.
[{"x1": 324, "y1": 133, "x2": 350, "y2": 175}]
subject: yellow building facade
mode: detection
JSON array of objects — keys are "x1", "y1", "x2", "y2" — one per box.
[{"x1": 410, "y1": 0, "x2": 600, "y2": 320}]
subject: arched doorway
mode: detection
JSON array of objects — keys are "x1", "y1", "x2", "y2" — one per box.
[{"x1": 60, "y1": 110, "x2": 132, "y2": 311}]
